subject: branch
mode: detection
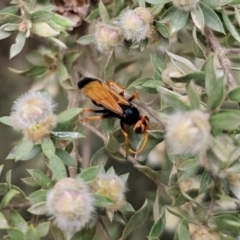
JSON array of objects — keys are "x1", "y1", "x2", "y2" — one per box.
[
  {"x1": 224, "y1": 48, "x2": 240, "y2": 54},
  {"x1": 81, "y1": 122, "x2": 167, "y2": 189},
  {"x1": 204, "y1": 27, "x2": 237, "y2": 90}
]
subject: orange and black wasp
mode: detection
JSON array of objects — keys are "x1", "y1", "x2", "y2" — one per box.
[{"x1": 78, "y1": 77, "x2": 149, "y2": 158}]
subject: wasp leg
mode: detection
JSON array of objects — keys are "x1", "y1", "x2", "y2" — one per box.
[
  {"x1": 108, "y1": 81, "x2": 139, "y2": 102},
  {"x1": 129, "y1": 131, "x2": 149, "y2": 154},
  {"x1": 79, "y1": 111, "x2": 113, "y2": 123},
  {"x1": 120, "y1": 121, "x2": 129, "y2": 158}
]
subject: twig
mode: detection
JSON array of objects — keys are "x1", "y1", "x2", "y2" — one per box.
[
  {"x1": 224, "y1": 48, "x2": 240, "y2": 54},
  {"x1": 97, "y1": 217, "x2": 112, "y2": 240},
  {"x1": 205, "y1": 200, "x2": 214, "y2": 225},
  {"x1": 0, "y1": 202, "x2": 32, "y2": 210},
  {"x1": 204, "y1": 27, "x2": 237, "y2": 90},
  {"x1": 81, "y1": 122, "x2": 167, "y2": 189}
]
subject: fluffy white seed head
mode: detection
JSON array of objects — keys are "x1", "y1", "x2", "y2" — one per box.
[
  {"x1": 95, "y1": 23, "x2": 123, "y2": 53},
  {"x1": 165, "y1": 110, "x2": 211, "y2": 156},
  {"x1": 10, "y1": 91, "x2": 57, "y2": 142},
  {"x1": 173, "y1": 0, "x2": 200, "y2": 11},
  {"x1": 47, "y1": 178, "x2": 94, "y2": 236},
  {"x1": 118, "y1": 7, "x2": 153, "y2": 42},
  {"x1": 91, "y1": 174, "x2": 126, "y2": 212},
  {"x1": 189, "y1": 225, "x2": 220, "y2": 240}
]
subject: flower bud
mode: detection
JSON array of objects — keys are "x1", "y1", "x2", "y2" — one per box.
[
  {"x1": 173, "y1": 0, "x2": 199, "y2": 11},
  {"x1": 91, "y1": 174, "x2": 126, "y2": 212},
  {"x1": 118, "y1": 7, "x2": 153, "y2": 42},
  {"x1": 165, "y1": 110, "x2": 211, "y2": 156},
  {"x1": 47, "y1": 178, "x2": 94, "y2": 236},
  {"x1": 10, "y1": 91, "x2": 57, "y2": 142},
  {"x1": 189, "y1": 225, "x2": 220, "y2": 240},
  {"x1": 95, "y1": 23, "x2": 123, "y2": 53}
]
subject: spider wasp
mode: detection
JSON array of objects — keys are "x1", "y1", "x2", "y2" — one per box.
[{"x1": 78, "y1": 77, "x2": 149, "y2": 158}]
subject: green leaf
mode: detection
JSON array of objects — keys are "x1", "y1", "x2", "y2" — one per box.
[
  {"x1": 214, "y1": 214, "x2": 240, "y2": 234},
  {"x1": 170, "y1": 8, "x2": 189, "y2": 34},
  {"x1": 57, "y1": 108, "x2": 82, "y2": 123},
  {"x1": 63, "y1": 51, "x2": 81, "y2": 65},
  {"x1": 148, "y1": 211, "x2": 166, "y2": 240},
  {"x1": 21, "y1": 177, "x2": 39, "y2": 187},
  {"x1": 56, "y1": 63, "x2": 73, "y2": 89},
  {"x1": 155, "y1": 21, "x2": 169, "y2": 38},
  {"x1": 138, "y1": 0, "x2": 145, "y2": 7},
  {"x1": 228, "y1": 86, "x2": 240, "y2": 101},
  {"x1": 10, "y1": 32, "x2": 26, "y2": 59},
  {"x1": 199, "y1": 2, "x2": 225, "y2": 33},
  {"x1": 30, "y1": 10, "x2": 54, "y2": 23},
  {"x1": 199, "y1": 170, "x2": 212, "y2": 194},
  {"x1": 128, "y1": 78, "x2": 158, "y2": 93},
  {"x1": 71, "y1": 227, "x2": 96, "y2": 240},
  {"x1": 104, "y1": 50, "x2": 115, "y2": 81},
  {"x1": 0, "y1": 6, "x2": 18, "y2": 14},
  {"x1": 205, "y1": 55, "x2": 225, "y2": 110},
  {"x1": 27, "y1": 202, "x2": 47, "y2": 215},
  {"x1": 1, "y1": 189, "x2": 20, "y2": 207},
  {"x1": 0, "y1": 13, "x2": 21, "y2": 24},
  {"x1": 48, "y1": 155, "x2": 67, "y2": 180},
  {"x1": 51, "y1": 225, "x2": 65, "y2": 240},
  {"x1": 170, "y1": 71, "x2": 205, "y2": 87},
  {"x1": 210, "y1": 110, "x2": 240, "y2": 130},
  {"x1": 178, "y1": 158, "x2": 200, "y2": 180},
  {"x1": 77, "y1": 34, "x2": 95, "y2": 45},
  {"x1": 150, "y1": 54, "x2": 164, "y2": 75},
  {"x1": 0, "y1": 116, "x2": 12, "y2": 126},
  {"x1": 191, "y1": 3, "x2": 204, "y2": 31},
  {"x1": 157, "y1": 86, "x2": 189, "y2": 111},
  {"x1": 99, "y1": 0, "x2": 110, "y2": 23},
  {"x1": 0, "y1": 212, "x2": 9, "y2": 229},
  {"x1": 0, "y1": 29, "x2": 12, "y2": 40},
  {"x1": 9, "y1": 66, "x2": 48, "y2": 77},
  {"x1": 135, "y1": 165, "x2": 157, "y2": 180},
  {"x1": 174, "y1": 220, "x2": 190, "y2": 240},
  {"x1": 12, "y1": 141, "x2": 34, "y2": 161},
  {"x1": 187, "y1": 81, "x2": 200, "y2": 109},
  {"x1": 223, "y1": 9, "x2": 240, "y2": 43},
  {"x1": 94, "y1": 194, "x2": 114, "y2": 207},
  {"x1": 201, "y1": 0, "x2": 232, "y2": 7},
  {"x1": 41, "y1": 138, "x2": 55, "y2": 158},
  {"x1": 7, "y1": 228, "x2": 25, "y2": 240},
  {"x1": 166, "y1": 51, "x2": 197, "y2": 73},
  {"x1": 27, "y1": 189, "x2": 47, "y2": 203},
  {"x1": 192, "y1": 26, "x2": 206, "y2": 59},
  {"x1": 120, "y1": 199, "x2": 150, "y2": 240},
  {"x1": 36, "y1": 222, "x2": 50, "y2": 237},
  {"x1": 90, "y1": 147, "x2": 109, "y2": 166},
  {"x1": 6, "y1": 145, "x2": 41, "y2": 161},
  {"x1": 10, "y1": 211, "x2": 28, "y2": 233},
  {"x1": 106, "y1": 132, "x2": 120, "y2": 153},
  {"x1": 27, "y1": 169, "x2": 51, "y2": 188},
  {"x1": 78, "y1": 166, "x2": 100, "y2": 182},
  {"x1": 51, "y1": 131, "x2": 85, "y2": 140},
  {"x1": 56, "y1": 148, "x2": 76, "y2": 167},
  {"x1": 160, "y1": 6, "x2": 177, "y2": 23},
  {"x1": 51, "y1": 14, "x2": 72, "y2": 28},
  {"x1": 32, "y1": 22, "x2": 59, "y2": 37},
  {"x1": 85, "y1": 8, "x2": 100, "y2": 23},
  {"x1": 0, "y1": 164, "x2": 4, "y2": 178},
  {"x1": 25, "y1": 226, "x2": 40, "y2": 240}
]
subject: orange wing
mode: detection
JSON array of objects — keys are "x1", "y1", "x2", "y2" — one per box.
[{"x1": 80, "y1": 79, "x2": 129, "y2": 116}]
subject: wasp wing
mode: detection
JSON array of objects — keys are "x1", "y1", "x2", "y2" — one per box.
[{"x1": 80, "y1": 79, "x2": 126, "y2": 116}]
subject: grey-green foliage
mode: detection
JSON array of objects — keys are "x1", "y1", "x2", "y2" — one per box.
[{"x1": 1, "y1": 0, "x2": 240, "y2": 239}]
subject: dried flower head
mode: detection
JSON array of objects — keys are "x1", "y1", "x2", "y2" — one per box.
[
  {"x1": 10, "y1": 91, "x2": 57, "y2": 142},
  {"x1": 118, "y1": 7, "x2": 153, "y2": 42},
  {"x1": 91, "y1": 173, "x2": 126, "y2": 212},
  {"x1": 173, "y1": 0, "x2": 200, "y2": 11},
  {"x1": 165, "y1": 110, "x2": 211, "y2": 156},
  {"x1": 95, "y1": 23, "x2": 123, "y2": 53},
  {"x1": 47, "y1": 178, "x2": 94, "y2": 236}
]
